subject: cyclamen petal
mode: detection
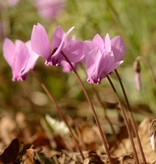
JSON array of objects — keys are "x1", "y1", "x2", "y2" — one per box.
[
  {"x1": 104, "y1": 33, "x2": 111, "y2": 52},
  {"x1": 60, "y1": 60, "x2": 77, "y2": 73},
  {"x1": 83, "y1": 40, "x2": 95, "y2": 56},
  {"x1": 23, "y1": 41, "x2": 39, "y2": 74},
  {"x1": 12, "y1": 40, "x2": 29, "y2": 81},
  {"x1": 99, "y1": 51, "x2": 115, "y2": 79},
  {"x1": 52, "y1": 26, "x2": 65, "y2": 49},
  {"x1": 62, "y1": 40, "x2": 84, "y2": 63},
  {"x1": 111, "y1": 36, "x2": 126, "y2": 61},
  {"x1": 92, "y1": 34, "x2": 104, "y2": 50},
  {"x1": 31, "y1": 23, "x2": 51, "y2": 60},
  {"x1": 48, "y1": 26, "x2": 67, "y2": 65},
  {"x1": 51, "y1": 26, "x2": 85, "y2": 66},
  {"x1": 61, "y1": 60, "x2": 71, "y2": 72},
  {"x1": 85, "y1": 48, "x2": 103, "y2": 83},
  {"x1": 3, "y1": 38, "x2": 16, "y2": 67},
  {"x1": 52, "y1": 26, "x2": 75, "y2": 58}
]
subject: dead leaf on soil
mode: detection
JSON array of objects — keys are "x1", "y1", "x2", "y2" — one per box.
[
  {"x1": 112, "y1": 118, "x2": 156, "y2": 163},
  {"x1": 0, "y1": 138, "x2": 20, "y2": 163},
  {"x1": 22, "y1": 148, "x2": 35, "y2": 164}
]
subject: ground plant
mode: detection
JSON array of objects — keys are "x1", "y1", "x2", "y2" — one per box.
[{"x1": 0, "y1": 0, "x2": 156, "y2": 163}]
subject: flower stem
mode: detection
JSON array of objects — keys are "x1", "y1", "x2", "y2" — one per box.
[
  {"x1": 31, "y1": 70, "x2": 84, "y2": 160},
  {"x1": 115, "y1": 69, "x2": 146, "y2": 163},
  {"x1": 107, "y1": 75, "x2": 139, "y2": 164},
  {"x1": 61, "y1": 52, "x2": 112, "y2": 163},
  {"x1": 92, "y1": 85, "x2": 116, "y2": 137}
]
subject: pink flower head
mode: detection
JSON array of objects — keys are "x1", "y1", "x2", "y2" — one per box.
[
  {"x1": 7, "y1": 0, "x2": 20, "y2": 7},
  {"x1": 34, "y1": 0, "x2": 66, "y2": 22},
  {"x1": 3, "y1": 38, "x2": 39, "y2": 81},
  {"x1": 31, "y1": 23, "x2": 84, "y2": 67},
  {"x1": 84, "y1": 34, "x2": 125, "y2": 84}
]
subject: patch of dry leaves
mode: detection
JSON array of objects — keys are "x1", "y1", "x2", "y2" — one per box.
[{"x1": 0, "y1": 113, "x2": 155, "y2": 163}]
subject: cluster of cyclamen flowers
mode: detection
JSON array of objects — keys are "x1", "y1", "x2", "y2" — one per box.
[
  {"x1": 3, "y1": 23, "x2": 125, "y2": 83},
  {"x1": 4, "y1": 24, "x2": 149, "y2": 164}
]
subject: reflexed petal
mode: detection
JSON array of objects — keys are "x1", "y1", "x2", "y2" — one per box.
[
  {"x1": 63, "y1": 40, "x2": 84, "y2": 63},
  {"x1": 92, "y1": 34, "x2": 104, "y2": 50},
  {"x1": 85, "y1": 48, "x2": 102, "y2": 82},
  {"x1": 109, "y1": 61, "x2": 124, "y2": 75},
  {"x1": 12, "y1": 41, "x2": 29, "y2": 81},
  {"x1": 66, "y1": 26, "x2": 75, "y2": 36},
  {"x1": 104, "y1": 33, "x2": 111, "y2": 52},
  {"x1": 52, "y1": 26, "x2": 64, "y2": 49},
  {"x1": 61, "y1": 60, "x2": 73, "y2": 73},
  {"x1": 99, "y1": 51, "x2": 115, "y2": 79},
  {"x1": 3, "y1": 38, "x2": 16, "y2": 67},
  {"x1": 83, "y1": 40, "x2": 95, "y2": 57},
  {"x1": 111, "y1": 36, "x2": 126, "y2": 61},
  {"x1": 50, "y1": 26, "x2": 75, "y2": 65},
  {"x1": 53, "y1": 26, "x2": 75, "y2": 56},
  {"x1": 23, "y1": 41, "x2": 39, "y2": 74},
  {"x1": 31, "y1": 23, "x2": 51, "y2": 59}
]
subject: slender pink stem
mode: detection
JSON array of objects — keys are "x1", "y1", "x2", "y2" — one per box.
[
  {"x1": 61, "y1": 52, "x2": 113, "y2": 163},
  {"x1": 92, "y1": 85, "x2": 116, "y2": 136},
  {"x1": 107, "y1": 75, "x2": 139, "y2": 164},
  {"x1": 31, "y1": 70, "x2": 84, "y2": 160},
  {"x1": 115, "y1": 69, "x2": 146, "y2": 163}
]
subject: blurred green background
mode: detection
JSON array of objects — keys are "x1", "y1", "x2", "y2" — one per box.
[{"x1": 0, "y1": 0, "x2": 156, "y2": 121}]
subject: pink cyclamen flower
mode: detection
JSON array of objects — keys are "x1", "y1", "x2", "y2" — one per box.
[
  {"x1": 34, "y1": 0, "x2": 66, "y2": 22},
  {"x1": 84, "y1": 34, "x2": 125, "y2": 84},
  {"x1": 3, "y1": 38, "x2": 39, "y2": 81},
  {"x1": 7, "y1": 0, "x2": 20, "y2": 7},
  {"x1": 31, "y1": 23, "x2": 84, "y2": 67}
]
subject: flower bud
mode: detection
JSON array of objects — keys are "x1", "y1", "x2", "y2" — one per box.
[{"x1": 133, "y1": 58, "x2": 141, "y2": 90}]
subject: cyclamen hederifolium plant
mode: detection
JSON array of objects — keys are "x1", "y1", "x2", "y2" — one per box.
[
  {"x1": 3, "y1": 23, "x2": 149, "y2": 163},
  {"x1": 3, "y1": 23, "x2": 125, "y2": 83}
]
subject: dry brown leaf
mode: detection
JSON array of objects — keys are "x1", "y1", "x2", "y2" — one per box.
[
  {"x1": 0, "y1": 115, "x2": 16, "y2": 145},
  {"x1": 112, "y1": 119, "x2": 156, "y2": 163},
  {"x1": 32, "y1": 132, "x2": 50, "y2": 149},
  {"x1": 22, "y1": 148, "x2": 35, "y2": 164},
  {"x1": 0, "y1": 138, "x2": 20, "y2": 163},
  {"x1": 84, "y1": 151, "x2": 105, "y2": 164},
  {"x1": 53, "y1": 134, "x2": 68, "y2": 150}
]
